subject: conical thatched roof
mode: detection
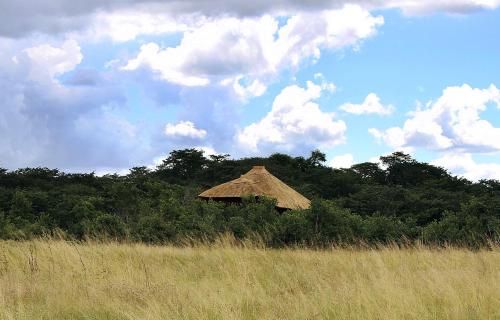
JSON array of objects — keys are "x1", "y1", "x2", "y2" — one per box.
[{"x1": 199, "y1": 166, "x2": 310, "y2": 210}]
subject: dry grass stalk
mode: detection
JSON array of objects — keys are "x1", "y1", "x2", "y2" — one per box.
[{"x1": 0, "y1": 239, "x2": 498, "y2": 320}]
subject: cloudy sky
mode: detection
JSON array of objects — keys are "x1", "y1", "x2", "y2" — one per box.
[{"x1": 1, "y1": 0, "x2": 499, "y2": 180}]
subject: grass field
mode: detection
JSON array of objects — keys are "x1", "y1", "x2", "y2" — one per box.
[{"x1": 0, "y1": 239, "x2": 499, "y2": 320}]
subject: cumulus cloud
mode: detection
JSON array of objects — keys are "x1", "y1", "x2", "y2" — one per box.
[
  {"x1": 314, "y1": 73, "x2": 337, "y2": 92},
  {"x1": 123, "y1": 42, "x2": 209, "y2": 86},
  {"x1": 164, "y1": 121, "x2": 207, "y2": 139},
  {"x1": 0, "y1": 38, "x2": 147, "y2": 171},
  {"x1": 340, "y1": 93, "x2": 394, "y2": 115},
  {"x1": 431, "y1": 153, "x2": 500, "y2": 181},
  {"x1": 227, "y1": 77, "x2": 267, "y2": 101},
  {"x1": 330, "y1": 153, "x2": 355, "y2": 168},
  {"x1": 194, "y1": 146, "x2": 220, "y2": 157},
  {"x1": 2, "y1": 0, "x2": 498, "y2": 173},
  {"x1": 369, "y1": 84, "x2": 500, "y2": 153},
  {"x1": 123, "y1": 6, "x2": 383, "y2": 89},
  {"x1": 1, "y1": 0, "x2": 499, "y2": 38},
  {"x1": 23, "y1": 40, "x2": 83, "y2": 81},
  {"x1": 86, "y1": 10, "x2": 196, "y2": 42},
  {"x1": 121, "y1": 5, "x2": 379, "y2": 156},
  {"x1": 147, "y1": 83, "x2": 243, "y2": 160},
  {"x1": 237, "y1": 81, "x2": 346, "y2": 154}
]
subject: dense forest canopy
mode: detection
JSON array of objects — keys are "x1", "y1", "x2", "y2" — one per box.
[{"x1": 1, "y1": 149, "x2": 499, "y2": 247}]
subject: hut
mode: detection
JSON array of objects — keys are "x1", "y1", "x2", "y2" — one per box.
[{"x1": 198, "y1": 166, "x2": 310, "y2": 210}]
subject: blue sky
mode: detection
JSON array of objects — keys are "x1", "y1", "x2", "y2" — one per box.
[{"x1": 0, "y1": 0, "x2": 499, "y2": 180}]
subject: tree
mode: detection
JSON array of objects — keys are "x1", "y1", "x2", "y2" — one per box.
[
  {"x1": 209, "y1": 154, "x2": 230, "y2": 163},
  {"x1": 478, "y1": 179, "x2": 500, "y2": 193},
  {"x1": 9, "y1": 191, "x2": 34, "y2": 224},
  {"x1": 157, "y1": 149, "x2": 207, "y2": 181},
  {"x1": 351, "y1": 162, "x2": 385, "y2": 183},
  {"x1": 0, "y1": 148, "x2": 497, "y2": 247},
  {"x1": 128, "y1": 166, "x2": 151, "y2": 179},
  {"x1": 380, "y1": 152, "x2": 414, "y2": 167},
  {"x1": 307, "y1": 150, "x2": 327, "y2": 168},
  {"x1": 380, "y1": 151, "x2": 450, "y2": 186}
]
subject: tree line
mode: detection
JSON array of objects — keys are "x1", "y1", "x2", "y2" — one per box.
[{"x1": 1, "y1": 149, "x2": 499, "y2": 247}]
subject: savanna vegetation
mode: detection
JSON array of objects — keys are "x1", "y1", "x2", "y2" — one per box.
[
  {"x1": 0, "y1": 239, "x2": 498, "y2": 320},
  {"x1": 1, "y1": 150, "x2": 499, "y2": 319},
  {"x1": 0, "y1": 149, "x2": 499, "y2": 247}
]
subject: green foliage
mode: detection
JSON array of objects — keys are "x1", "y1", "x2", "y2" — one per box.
[
  {"x1": 275, "y1": 210, "x2": 310, "y2": 245},
  {"x1": 93, "y1": 213, "x2": 127, "y2": 238},
  {"x1": 157, "y1": 148, "x2": 207, "y2": 182},
  {"x1": 0, "y1": 149, "x2": 497, "y2": 247},
  {"x1": 136, "y1": 213, "x2": 176, "y2": 243},
  {"x1": 10, "y1": 191, "x2": 33, "y2": 221},
  {"x1": 361, "y1": 214, "x2": 406, "y2": 243},
  {"x1": 423, "y1": 198, "x2": 500, "y2": 246},
  {"x1": 309, "y1": 199, "x2": 361, "y2": 243}
]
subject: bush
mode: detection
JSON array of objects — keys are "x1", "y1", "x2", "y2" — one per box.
[
  {"x1": 275, "y1": 210, "x2": 311, "y2": 245},
  {"x1": 308, "y1": 199, "x2": 363, "y2": 244},
  {"x1": 136, "y1": 214, "x2": 176, "y2": 243},
  {"x1": 92, "y1": 214, "x2": 127, "y2": 239},
  {"x1": 361, "y1": 214, "x2": 406, "y2": 243},
  {"x1": 1, "y1": 150, "x2": 499, "y2": 248}
]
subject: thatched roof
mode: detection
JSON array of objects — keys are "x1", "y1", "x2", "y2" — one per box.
[{"x1": 199, "y1": 166, "x2": 310, "y2": 210}]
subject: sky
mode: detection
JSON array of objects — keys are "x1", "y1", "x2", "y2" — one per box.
[{"x1": 0, "y1": 0, "x2": 499, "y2": 180}]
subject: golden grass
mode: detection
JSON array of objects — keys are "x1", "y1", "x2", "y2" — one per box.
[{"x1": 0, "y1": 239, "x2": 499, "y2": 320}]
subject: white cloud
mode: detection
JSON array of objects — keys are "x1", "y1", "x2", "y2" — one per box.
[
  {"x1": 164, "y1": 121, "x2": 207, "y2": 139},
  {"x1": 272, "y1": 5, "x2": 384, "y2": 69},
  {"x1": 194, "y1": 146, "x2": 219, "y2": 156},
  {"x1": 24, "y1": 40, "x2": 82, "y2": 81},
  {"x1": 431, "y1": 153, "x2": 500, "y2": 181},
  {"x1": 330, "y1": 153, "x2": 355, "y2": 168},
  {"x1": 1, "y1": 1, "x2": 498, "y2": 172},
  {"x1": 226, "y1": 77, "x2": 268, "y2": 101},
  {"x1": 86, "y1": 11, "x2": 196, "y2": 42},
  {"x1": 313, "y1": 73, "x2": 337, "y2": 92},
  {"x1": 0, "y1": 40, "x2": 144, "y2": 171},
  {"x1": 123, "y1": 42, "x2": 210, "y2": 86},
  {"x1": 122, "y1": 15, "x2": 279, "y2": 86},
  {"x1": 340, "y1": 93, "x2": 394, "y2": 115},
  {"x1": 93, "y1": 167, "x2": 132, "y2": 177},
  {"x1": 237, "y1": 81, "x2": 346, "y2": 153},
  {"x1": 123, "y1": 5, "x2": 383, "y2": 88},
  {"x1": 369, "y1": 84, "x2": 500, "y2": 153}
]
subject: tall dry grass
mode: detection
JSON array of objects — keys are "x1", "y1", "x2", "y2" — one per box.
[{"x1": 0, "y1": 238, "x2": 498, "y2": 320}]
